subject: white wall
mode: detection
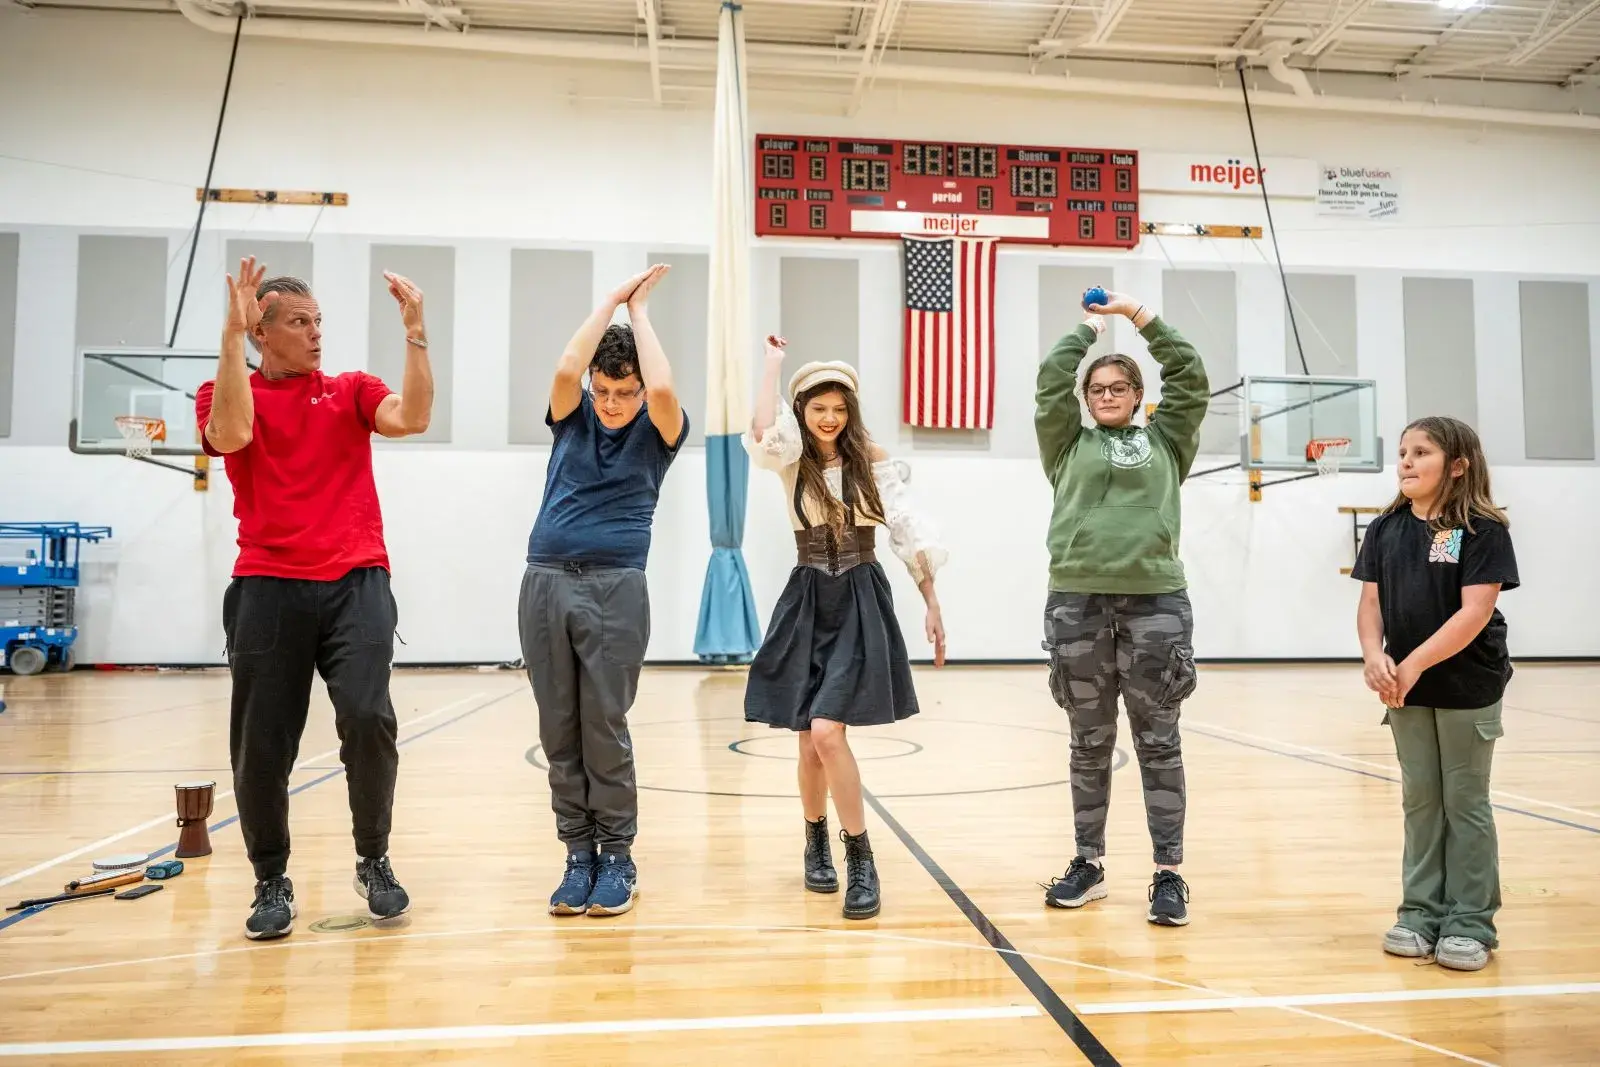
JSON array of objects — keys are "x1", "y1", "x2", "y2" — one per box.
[{"x1": 3, "y1": 10, "x2": 1599, "y2": 664}]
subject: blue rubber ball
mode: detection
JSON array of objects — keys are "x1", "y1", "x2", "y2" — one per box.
[{"x1": 1083, "y1": 286, "x2": 1108, "y2": 310}]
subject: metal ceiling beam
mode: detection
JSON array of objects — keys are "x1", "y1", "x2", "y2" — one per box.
[
  {"x1": 1301, "y1": 0, "x2": 1381, "y2": 58},
  {"x1": 163, "y1": 1, "x2": 1600, "y2": 131},
  {"x1": 1401, "y1": 0, "x2": 1600, "y2": 76},
  {"x1": 1507, "y1": 0, "x2": 1600, "y2": 65},
  {"x1": 1396, "y1": 1, "x2": 1492, "y2": 70},
  {"x1": 639, "y1": 0, "x2": 663, "y2": 103},
  {"x1": 1033, "y1": 0, "x2": 1131, "y2": 63},
  {"x1": 1042, "y1": 0, "x2": 1079, "y2": 41},
  {"x1": 1034, "y1": 39, "x2": 1260, "y2": 60},
  {"x1": 399, "y1": 0, "x2": 459, "y2": 31},
  {"x1": 1234, "y1": 0, "x2": 1293, "y2": 49},
  {"x1": 1087, "y1": 0, "x2": 1137, "y2": 46},
  {"x1": 1567, "y1": 55, "x2": 1600, "y2": 82},
  {"x1": 1030, "y1": 0, "x2": 1081, "y2": 65}
]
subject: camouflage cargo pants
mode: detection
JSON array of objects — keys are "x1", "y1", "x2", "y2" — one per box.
[{"x1": 1043, "y1": 591, "x2": 1197, "y2": 866}]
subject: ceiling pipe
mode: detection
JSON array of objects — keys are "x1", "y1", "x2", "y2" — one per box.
[
  {"x1": 172, "y1": 1, "x2": 1600, "y2": 133},
  {"x1": 1261, "y1": 40, "x2": 1314, "y2": 99}
]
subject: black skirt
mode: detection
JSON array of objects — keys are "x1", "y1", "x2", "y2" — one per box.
[{"x1": 744, "y1": 559, "x2": 920, "y2": 731}]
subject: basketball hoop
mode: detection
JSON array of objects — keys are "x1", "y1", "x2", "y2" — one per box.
[
  {"x1": 114, "y1": 415, "x2": 166, "y2": 460},
  {"x1": 1306, "y1": 437, "x2": 1352, "y2": 476}
]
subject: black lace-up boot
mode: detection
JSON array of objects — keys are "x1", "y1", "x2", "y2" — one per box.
[
  {"x1": 804, "y1": 816, "x2": 838, "y2": 893},
  {"x1": 840, "y1": 828, "x2": 880, "y2": 919}
]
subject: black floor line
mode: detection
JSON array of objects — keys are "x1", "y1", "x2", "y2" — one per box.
[{"x1": 862, "y1": 788, "x2": 1120, "y2": 1067}]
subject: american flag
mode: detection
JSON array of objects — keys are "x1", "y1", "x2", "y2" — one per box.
[{"x1": 901, "y1": 235, "x2": 999, "y2": 429}]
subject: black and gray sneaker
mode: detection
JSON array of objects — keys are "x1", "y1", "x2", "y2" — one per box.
[
  {"x1": 1147, "y1": 869, "x2": 1190, "y2": 926},
  {"x1": 354, "y1": 856, "x2": 411, "y2": 921},
  {"x1": 1045, "y1": 856, "x2": 1107, "y2": 909},
  {"x1": 245, "y1": 875, "x2": 296, "y2": 940}
]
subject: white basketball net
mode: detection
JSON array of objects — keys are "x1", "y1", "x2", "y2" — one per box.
[
  {"x1": 115, "y1": 416, "x2": 164, "y2": 460},
  {"x1": 1308, "y1": 437, "x2": 1351, "y2": 477}
]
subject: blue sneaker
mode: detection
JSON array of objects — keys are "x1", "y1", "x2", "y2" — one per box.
[
  {"x1": 549, "y1": 851, "x2": 597, "y2": 915},
  {"x1": 586, "y1": 853, "x2": 637, "y2": 917}
]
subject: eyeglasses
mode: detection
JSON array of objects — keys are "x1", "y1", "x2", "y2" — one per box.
[
  {"x1": 589, "y1": 382, "x2": 643, "y2": 405},
  {"x1": 1086, "y1": 382, "x2": 1134, "y2": 399}
]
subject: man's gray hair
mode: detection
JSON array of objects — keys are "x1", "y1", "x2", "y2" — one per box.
[{"x1": 246, "y1": 276, "x2": 314, "y2": 352}]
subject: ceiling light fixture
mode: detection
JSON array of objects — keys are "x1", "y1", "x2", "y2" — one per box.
[{"x1": 1436, "y1": 0, "x2": 1479, "y2": 11}]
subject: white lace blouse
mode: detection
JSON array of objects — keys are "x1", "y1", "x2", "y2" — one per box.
[{"x1": 742, "y1": 400, "x2": 948, "y2": 584}]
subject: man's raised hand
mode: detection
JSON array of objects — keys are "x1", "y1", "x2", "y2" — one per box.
[{"x1": 225, "y1": 256, "x2": 271, "y2": 335}]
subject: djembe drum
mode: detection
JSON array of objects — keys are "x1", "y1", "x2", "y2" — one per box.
[{"x1": 174, "y1": 781, "x2": 215, "y2": 858}]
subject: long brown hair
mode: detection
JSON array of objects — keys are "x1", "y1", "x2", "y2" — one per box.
[
  {"x1": 1385, "y1": 415, "x2": 1509, "y2": 533},
  {"x1": 793, "y1": 383, "x2": 886, "y2": 535}
]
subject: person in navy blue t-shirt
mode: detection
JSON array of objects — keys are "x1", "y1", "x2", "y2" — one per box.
[{"x1": 519, "y1": 264, "x2": 689, "y2": 919}]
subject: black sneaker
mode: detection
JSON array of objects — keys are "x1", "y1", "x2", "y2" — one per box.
[
  {"x1": 245, "y1": 875, "x2": 296, "y2": 940},
  {"x1": 1044, "y1": 857, "x2": 1107, "y2": 909},
  {"x1": 1148, "y1": 869, "x2": 1190, "y2": 926},
  {"x1": 549, "y1": 851, "x2": 598, "y2": 915},
  {"x1": 354, "y1": 856, "x2": 411, "y2": 921}
]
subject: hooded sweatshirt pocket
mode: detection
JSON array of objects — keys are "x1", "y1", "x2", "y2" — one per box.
[{"x1": 1064, "y1": 506, "x2": 1174, "y2": 571}]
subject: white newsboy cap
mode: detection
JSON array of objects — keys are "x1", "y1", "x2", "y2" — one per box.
[{"x1": 787, "y1": 360, "x2": 861, "y2": 402}]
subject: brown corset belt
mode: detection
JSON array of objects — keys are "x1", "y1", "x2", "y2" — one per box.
[{"x1": 794, "y1": 524, "x2": 877, "y2": 576}]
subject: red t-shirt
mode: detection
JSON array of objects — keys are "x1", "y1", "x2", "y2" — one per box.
[{"x1": 196, "y1": 370, "x2": 394, "y2": 581}]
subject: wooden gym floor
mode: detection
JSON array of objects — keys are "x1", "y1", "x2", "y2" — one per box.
[{"x1": 0, "y1": 662, "x2": 1596, "y2": 1065}]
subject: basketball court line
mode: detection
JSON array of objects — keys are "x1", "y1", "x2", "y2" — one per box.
[
  {"x1": 862, "y1": 786, "x2": 1120, "y2": 1067},
  {"x1": 1074, "y1": 981, "x2": 1600, "y2": 1015},
  {"x1": 0, "y1": 768, "x2": 236, "y2": 777},
  {"x1": 1186, "y1": 721, "x2": 1600, "y2": 834},
  {"x1": 0, "y1": 919, "x2": 1509, "y2": 1066},
  {"x1": 0, "y1": 688, "x2": 506, "y2": 892},
  {"x1": 0, "y1": 1005, "x2": 1044, "y2": 1058},
  {"x1": 0, "y1": 689, "x2": 1535, "y2": 1065}
]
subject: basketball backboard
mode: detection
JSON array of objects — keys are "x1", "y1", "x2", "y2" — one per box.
[
  {"x1": 69, "y1": 347, "x2": 216, "y2": 457},
  {"x1": 1239, "y1": 375, "x2": 1382, "y2": 475}
]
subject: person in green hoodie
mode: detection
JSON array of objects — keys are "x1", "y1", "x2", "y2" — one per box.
[{"x1": 1035, "y1": 287, "x2": 1209, "y2": 928}]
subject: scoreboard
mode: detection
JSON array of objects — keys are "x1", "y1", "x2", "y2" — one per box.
[{"x1": 753, "y1": 134, "x2": 1140, "y2": 249}]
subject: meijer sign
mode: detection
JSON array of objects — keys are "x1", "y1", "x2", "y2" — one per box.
[{"x1": 1141, "y1": 154, "x2": 1319, "y2": 199}]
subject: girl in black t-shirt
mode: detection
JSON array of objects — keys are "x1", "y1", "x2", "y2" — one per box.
[{"x1": 1351, "y1": 416, "x2": 1518, "y2": 974}]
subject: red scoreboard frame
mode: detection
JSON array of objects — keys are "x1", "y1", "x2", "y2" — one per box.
[{"x1": 753, "y1": 134, "x2": 1141, "y2": 249}]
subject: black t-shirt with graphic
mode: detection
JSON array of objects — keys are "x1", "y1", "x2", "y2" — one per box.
[{"x1": 1351, "y1": 505, "x2": 1519, "y2": 710}]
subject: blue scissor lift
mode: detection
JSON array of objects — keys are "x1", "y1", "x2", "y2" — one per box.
[{"x1": 0, "y1": 523, "x2": 113, "y2": 676}]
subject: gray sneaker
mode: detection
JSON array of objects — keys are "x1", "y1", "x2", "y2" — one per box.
[
  {"x1": 1382, "y1": 924, "x2": 1434, "y2": 958},
  {"x1": 1436, "y1": 935, "x2": 1491, "y2": 971}
]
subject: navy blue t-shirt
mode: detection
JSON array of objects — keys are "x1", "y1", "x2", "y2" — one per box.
[{"x1": 525, "y1": 391, "x2": 689, "y2": 570}]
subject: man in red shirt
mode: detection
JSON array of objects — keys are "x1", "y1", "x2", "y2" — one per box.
[{"x1": 195, "y1": 256, "x2": 434, "y2": 940}]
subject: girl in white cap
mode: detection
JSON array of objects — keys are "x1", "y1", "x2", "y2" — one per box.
[{"x1": 742, "y1": 336, "x2": 946, "y2": 920}]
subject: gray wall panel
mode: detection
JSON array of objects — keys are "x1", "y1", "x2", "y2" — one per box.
[
  {"x1": 224, "y1": 239, "x2": 313, "y2": 298},
  {"x1": 1284, "y1": 273, "x2": 1360, "y2": 453},
  {"x1": 76, "y1": 235, "x2": 167, "y2": 349},
  {"x1": 0, "y1": 233, "x2": 17, "y2": 437},
  {"x1": 778, "y1": 257, "x2": 858, "y2": 418},
  {"x1": 1402, "y1": 277, "x2": 1478, "y2": 426},
  {"x1": 508, "y1": 248, "x2": 592, "y2": 445},
  {"x1": 368, "y1": 244, "x2": 453, "y2": 443},
  {"x1": 75, "y1": 235, "x2": 170, "y2": 444},
  {"x1": 643, "y1": 249, "x2": 709, "y2": 447},
  {"x1": 1162, "y1": 269, "x2": 1237, "y2": 456},
  {"x1": 1520, "y1": 280, "x2": 1595, "y2": 460}
]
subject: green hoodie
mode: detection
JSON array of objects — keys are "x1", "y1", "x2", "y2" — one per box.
[{"x1": 1034, "y1": 316, "x2": 1209, "y2": 594}]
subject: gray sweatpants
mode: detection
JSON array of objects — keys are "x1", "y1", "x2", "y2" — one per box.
[
  {"x1": 518, "y1": 563, "x2": 651, "y2": 856},
  {"x1": 1043, "y1": 591, "x2": 1197, "y2": 866}
]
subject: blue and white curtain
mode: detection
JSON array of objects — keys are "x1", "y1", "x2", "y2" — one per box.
[{"x1": 694, "y1": 1, "x2": 762, "y2": 664}]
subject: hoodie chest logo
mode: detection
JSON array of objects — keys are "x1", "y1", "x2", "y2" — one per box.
[{"x1": 1101, "y1": 429, "x2": 1153, "y2": 469}]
